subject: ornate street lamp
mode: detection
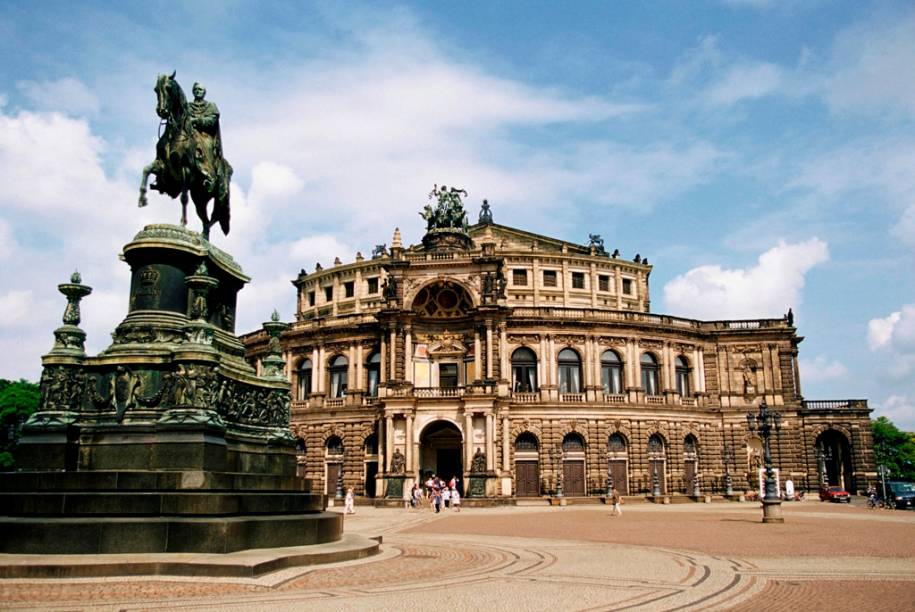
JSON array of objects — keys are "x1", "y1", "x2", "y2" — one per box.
[
  {"x1": 747, "y1": 400, "x2": 783, "y2": 523},
  {"x1": 551, "y1": 445, "x2": 564, "y2": 498},
  {"x1": 652, "y1": 462, "x2": 662, "y2": 498},
  {"x1": 723, "y1": 445, "x2": 734, "y2": 497},
  {"x1": 335, "y1": 465, "x2": 345, "y2": 501}
]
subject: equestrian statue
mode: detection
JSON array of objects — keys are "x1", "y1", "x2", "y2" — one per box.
[{"x1": 138, "y1": 72, "x2": 233, "y2": 240}]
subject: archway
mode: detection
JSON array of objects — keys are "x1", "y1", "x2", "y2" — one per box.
[
  {"x1": 816, "y1": 430, "x2": 853, "y2": 492},
  {"x1": 562, "y1": 432, "x2": 587, "y2": 496},
  {"x1": 607, "y1": 433, "x2": 629, "y2": 495},
  {"x1": 420, "y1": 420, "x2": 463, "y2": 483}
]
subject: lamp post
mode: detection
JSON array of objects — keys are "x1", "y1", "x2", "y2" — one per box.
[
  {"x1": 335, "y1": 464, "x2": 345, "y2": 501},
  {"x1": 723, "y1": 445, "x2": 734, "y2": 497},
  {"x1": 551, "y1": 445, "x2": 564, "y2": 499},
  {"x1": 815, "y1": 444, "x2": 832, "y2": 488},
  {"x1": 747, "y1": 400, "x2": 784, "y2": 523},
  {"x1": 652, "y1": 462, "x2": 662, "y2": 498}
]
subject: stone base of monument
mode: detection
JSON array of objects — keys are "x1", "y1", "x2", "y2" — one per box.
[
  {"x1": 0, "y1": 534, "x2": 381, "y2": 579},
  {"x1": 0, "y1": 225, "x2": 356, "y2": 562}
]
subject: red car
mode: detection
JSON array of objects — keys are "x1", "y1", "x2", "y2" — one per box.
[{"x1": 819, "y1": 486, "x2": 851, "y2": 503}]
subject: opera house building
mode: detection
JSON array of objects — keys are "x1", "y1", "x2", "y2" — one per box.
[{"x1": 243, "y1": 192, "x2": 873, "y2": 502}]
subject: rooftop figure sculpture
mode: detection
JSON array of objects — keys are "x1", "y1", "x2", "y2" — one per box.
[{"x1": 138, "y1": 72, "x2": 233, "y2": 240}]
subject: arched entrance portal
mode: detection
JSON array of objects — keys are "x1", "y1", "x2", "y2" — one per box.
[
  {"x1": 420, "y1": 420, "x2": 463, "y2": 483},
  {"x1": 816, "y1": 430, "x2": 853, "y2": 492}
]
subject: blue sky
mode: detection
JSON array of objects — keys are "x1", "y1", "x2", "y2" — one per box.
[{"x1": 2, "y1": 1, "x2": 914, "y2": 428}]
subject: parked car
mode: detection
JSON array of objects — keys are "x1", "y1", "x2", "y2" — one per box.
[
  {"x1": 886, "y1": 481, "x2": 915, "y2": 510},
  {"x1": 819, "y1": 485, "x2": 851, "y2": 503}
]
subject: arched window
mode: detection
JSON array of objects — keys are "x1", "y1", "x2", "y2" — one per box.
[
  {"x1": 329, "y1": 356, "x2": 348, "y2": 398},
  {"x1": 601, "y1": 350, "x2": 623, "y2": 394},
  {"x1": 363, "y1": 433, "x2": 378, "y2": 455},
  {"x1": 515, "y1": 432, "x2": 539, "y2": 451},
  {"x1": 608, "y1": 433, "x2": 627, "y2": 453},
  {"x1": 675, "y1": 356, "x2": 691, "y2": 397},
  {"x1": 684, "y1": 434, "x2": 698, "y2": 458},
  {"x1": 562, "y1": 432, "x2": 585, "y2": 452},
  {"x1": 641, "y1": 353, "x2": 660, "y2": 396},
  {"x1": 297, "y1": 359, "x2": 312, "y2": 401},
  {"x1": 647, "y1": 434, "x2": 665, "y2": 455},
  {"x1": 558, "y1": 348, "x2": 582, "y2": 393},
  {"x1": 326, "y1": 435, "x2": 344, "y2": 456},
  {"x1": 295, "y1": 437, "x2": 306, "y2": 454},
  {"x1": 511, "y1": 347, "x2": 538, "y2": 392},
  {"x1": 365, "y1": 352, "x2": 381, "y2": 397}
]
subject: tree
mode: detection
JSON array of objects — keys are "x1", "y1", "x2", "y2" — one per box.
[
  {"x1": 872, "y1": 416, "x2": 915, "y2": 482},
  {"x1": 0, "y1": 378, "x2": 40, "y2": 469}
]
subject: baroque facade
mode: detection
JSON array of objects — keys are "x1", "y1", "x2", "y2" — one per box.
[{"x1": 244, "y1": 194, "x2": 874, "y2": 500}]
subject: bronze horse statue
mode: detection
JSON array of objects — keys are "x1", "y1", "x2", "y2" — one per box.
[{"x1": 138, "y1": 72, "x2": 232, "y2": 240}]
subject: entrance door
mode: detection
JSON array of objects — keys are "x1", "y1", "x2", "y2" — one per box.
[
  {"x1": 609, "y1": 460, "x2": 628, "y2": 495},
  {"x1": 684, "y1": 460, "x2": 696, "y2": 493},
  {"x1": 436, "y1": 448, "x2": 462, "y2": 482},
  {"x1": 420, "y1": 421, "x2": 464, "y2": 482},
  {"x1": 326, "y1": 462, "x2": 341, "y2": 496},
  {"x1": 563, "y1": 460, "x2": 586, "y2": 496},
  {"x1": 516, "y1": 460, "x2": 540, "y2": 496},
  {"x1": 364, "y1": 461, "x2": 378, "y2": 498}
]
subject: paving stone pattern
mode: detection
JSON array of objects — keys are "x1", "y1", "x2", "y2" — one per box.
[{"x1": 1, "y1": 501, "x2": 913, "y2": 611}]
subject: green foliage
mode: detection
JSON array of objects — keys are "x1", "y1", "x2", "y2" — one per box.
[
  {"x1": 872, "y1": 416, "x2": 915, "y2": 481},
  {"x1": 0, "y1": 378, "x2": 40, "y2": 469}
]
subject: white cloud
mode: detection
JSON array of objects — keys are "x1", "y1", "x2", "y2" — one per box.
[
  {"x1": 704, "y1": 62, "x2": 784, "y2": 106},
  {"x1": 798, "y1": 355, "x2": 848, "y2": 383},
  {"x1": 0, "y1": 290, "x2": 35, "y2": 327},
  {"x1": 868, "y1": 305, "x2": 915, "y2": 353},
  {"x1": 0, "y1": 217, "x2": 14, "y2": 259},
  {"x1": 891, "y1": 203, "x2": 915, "y2": 249},
  {"x1": 16, "y1": 77, "x2": 101, "y2": 117},
  {"x1": 663, "y1": 238, "x2": 829, "y2": 320},
  {"x1": 873, "y1": 395, "x2": 915, "y2": 431}
]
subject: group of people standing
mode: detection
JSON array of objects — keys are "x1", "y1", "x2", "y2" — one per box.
[{"x1": 406, "y1": 475, "x2": 462, "y2": 513}]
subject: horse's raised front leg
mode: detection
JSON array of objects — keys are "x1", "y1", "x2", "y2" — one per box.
[
  {"x1": 180, "y1": 190, "x2": 188, "y2": 226},
  {"x1": 138, "y1": 160, "x2": 160, "y2": 207}
]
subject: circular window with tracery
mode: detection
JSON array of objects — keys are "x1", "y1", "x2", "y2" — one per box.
[{"x1": 411, "y1": 281, "x2": 473, "y2": 318}]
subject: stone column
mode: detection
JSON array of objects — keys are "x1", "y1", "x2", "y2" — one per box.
[
  {"x1": 348, "y1": 343, "x2": 356, "y2": 402},
  {"x1": 485, "y1": 413, "x2": 495, "y2": 471},
  {"x1": 499, "y1": 324, "x2": 509, "y2": 382},
  {"x1": 502, "y1": 415, "x2": 510, "y2": 472},
  {"x1": 385, "y1": 414, "x2": 394, "y2": 472},
  {"x1": 486, "y1": 321, "x2": 494, "y2": 379},
  {"x1": 317, "y1": 345, "x2": 326, "y2": 393},
  {"x1": 389, "y1": 325, "x2": 397, "y2": 381},
  {"x1": 474, "y1": 329, "x2": 482, "y2": 382},
  {"x1": 625, "y1": 339, "x2": 636, "y2": 388},
  {"x1": 583, "y1": 336, "x2": 593, "y2": 388},
  {"x1": 660, "y1": 342, "x2": 671, "y2": 391},
  {"x1": 379, "y1": 334, "x2": 387, "y2": 382},
  {"x1": 464, "y1": 412, "x2": 473, "y2": 471},
  {"x1": 311, "y1": 346, "x2": 319, "y2": 394},
  {"x1": 406, "y1": 414, "x2": 414, "y2": 474},
  {"x1": 697, "y1": 347, "x2": 706, "y2": 393},
  {"x1": 614, "y1": 265, "x2": 623, "y2": 309},
  {"x1": 538, "y1": 335, "x2": 546, "y2": 387},
  {"x1": 356, "y1": 343, "x2": 364, "y2": 390},
  {"x1": 378, "y1": 417, "x2": 386, "y2": 475},
  {"x1": 549, "y1": 335, "x2": 557, "y2": 387},
  {"x1": 692, "y1": 347, "x2": 701, "y2": 393},
  {"x1": 404, "y1": 325, "x2": 413, "y2": 384}
]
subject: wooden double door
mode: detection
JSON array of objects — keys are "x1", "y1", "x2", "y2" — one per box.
[
  {"x1": 563, "y1": 460, "x2": 586, "y2": 496},
  {"x1": 515, "y1": 460, "x2": 540, "y2": 497},
  {"x1": 608, "y1": 460, "x2": 629, "y2": 495}
]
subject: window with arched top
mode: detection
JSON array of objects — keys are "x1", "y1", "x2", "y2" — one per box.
[
  {"x1": 641, "y1": 353, "x2": 660, "y2": 396},
  {"x1": 558, "y1": 348, "x2": 582, "y2": 393},
  {"x1": 363, "y1": 433, "x2": 378, "y2": 455},
  {"x1": 511, "y1": 347, "x2": 538, "y2": 392},
  {"x1": 329, "y1": 355, "x2": 348, "y2": 398},
  {"x1": 295, "y1": 437, "x2": 306, "y2": 454},
  {"x1": 297, "y1": 359, "x2": 312, "y2": 401},
  {"x1": 365, "y1": 352, "x2": 381, "y2": 397},
  {"x1": 684, "y1": 434, "x2": 698, "y2": 457},
  {"x1": 562, "y1": 432, "x2": 585, "y2": 452},
  {"x1": 515, "y1": 432, "x2": 540, "y2": 451},
  {"x1": 608, "y1": 433, "x2": 627, "y2": 453},
  {"x1": 325, "y1": 435, "x2": 344, "y2": 456},
  {"x1": 647, "y1": 434, "x2": 665, "y2": 455},
  {"x1": 675, "y1": 356, "x2": 691, "y2": 397},
  {"x1": 601, "y1": 350, "x2": 623, "y2": 394}
]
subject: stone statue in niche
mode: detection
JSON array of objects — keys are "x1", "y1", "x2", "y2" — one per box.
[
  {"x1": 390, "y1": 448, "x2": 405, "y2": 474},
  {"x1": 471, "y1": 447, "x2": 487, "y2": 473}
]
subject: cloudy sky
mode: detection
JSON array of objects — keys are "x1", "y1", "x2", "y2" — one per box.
[{"x1": 1, "y1": 1, "x2": 914, "y2": 428}]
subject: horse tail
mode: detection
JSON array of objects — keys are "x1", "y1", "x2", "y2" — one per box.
[{"x1": 215, "y1": 161, "x2": 233, "y2": 235}]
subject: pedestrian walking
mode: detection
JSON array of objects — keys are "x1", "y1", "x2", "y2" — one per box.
[
  {"x1": 451, "y1": 486, "x2": 461, "y2": 512},
  {"x1": 610, "y1": 486, "x2": 622, "y2": 516},
  {"x1": 344, "y1": 487, "x2": 356, "y2": 515},
  {"x1": 443, "y1": 486, "x2": 451, "y2": 509}
]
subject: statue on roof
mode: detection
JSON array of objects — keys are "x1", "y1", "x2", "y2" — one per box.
[
  {"x1": 479, "y1": 199, "x2": 493, "y2": 224},
  {"x1": 421, "y1": 184, "x2": 469, "y2": 233},
  {"x1": 588, "y1": 233, "x2": 606, "y2": 254}
]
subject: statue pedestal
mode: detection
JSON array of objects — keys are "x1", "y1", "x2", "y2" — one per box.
[
  {"x1": 1, "y1": 225, "x2": 343, "y2": 555},
  {"x1": 385, "y1": 475, "x2": 406, "y2": 499}
]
